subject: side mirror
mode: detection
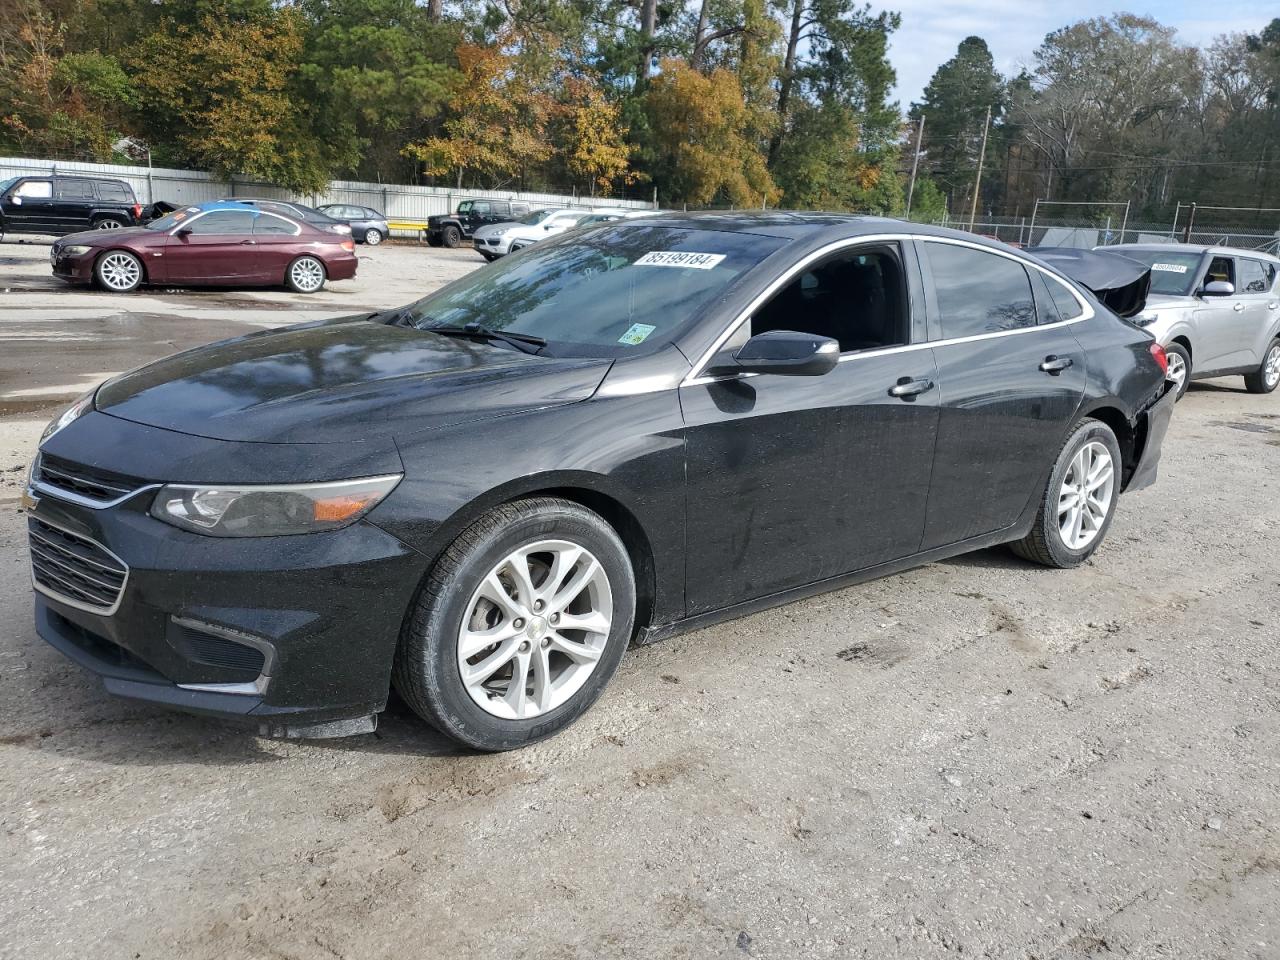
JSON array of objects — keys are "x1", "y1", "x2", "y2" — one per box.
[
  {"x1": 175, "y1": 226, "x2": 193, "y2": 237},
  {"x1": 1202, "y1": 280, "x2": 1234, "y2": 296},
  {"x1": 715, "y1": 330, "x2": 840, "y2": 377},
  {"x1": 11, "y1": 195, "x2": 22, "y2": 205},
  {"x1": 544, "y1": 224, "x2": 555, "y2": 231}
]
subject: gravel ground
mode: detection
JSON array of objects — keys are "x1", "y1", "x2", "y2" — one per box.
[{"x1": 0, "y1": 236, "x2": 1277, "y2": 959}]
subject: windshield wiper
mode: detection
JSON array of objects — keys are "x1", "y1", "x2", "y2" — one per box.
[{"x1": 425, "y1": 322, "x2": 546, "y2": 355}]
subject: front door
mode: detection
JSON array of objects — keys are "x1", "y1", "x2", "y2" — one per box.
[
  {"x1": 3, "y1": 178, "x2": 55, "y2": 232},
  {"x1": 918, "y1": 239, "x2": 1086, "y2": 550},
  {"x1": 680, "y1": 241, "x2": 940, "y2": 615},
  {"x1": 164, "y1": 209, "x2": 260, "y2": 283}
]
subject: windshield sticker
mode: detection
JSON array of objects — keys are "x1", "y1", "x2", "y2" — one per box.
[
  {"x1": 618, "y1": 323, "x2": 657, "y2": 345},
  {"x1": 634, "y1": 251, "x2": 726, "y2": 269},
  {"x1": 1151, "y1": 263, "x2": 1188, "y2": 273}
]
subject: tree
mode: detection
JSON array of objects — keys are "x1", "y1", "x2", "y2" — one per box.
[
  {"x1": 642, "y1": 58, "x2": 778, "y2": 206},
  {"x1": 910, "y1": 36, "x2": 1003, "y2": 211},
  {"x1": 560, "y1": 77, "x2": 637, "y2": 195}
]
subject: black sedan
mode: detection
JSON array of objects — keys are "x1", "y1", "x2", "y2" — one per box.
[{"x1": 24, "y1": 214, "x2": 1174, "y2": 750}]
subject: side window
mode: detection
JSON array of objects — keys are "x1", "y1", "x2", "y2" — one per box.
[
  {"x1": 1237, "y1": 258, "x2": 1270, "y2": 294},
  {"x1": 254, "y1": 214, "x2": 298, "y2": 236},
  {"x1": 15, "y1": 180, "x2": 52, "y2": 198},
  {"x1": 55, "y1": 179, "x2": 94, "y2": 199},
  {"x1": 186, "y1": 210, "x2": 255, "y2": 235},
  {"x1": 96, "y1": 181, "x2": 132, "y2": 202},
  {"x1": 750, "y1": 245, "x2": 910, "y2": 353},
  {"x1": 1032, "y1": 271, "x2": 1062, "y2": 324},
  {"x1": 1045, "y1": 274, "x2": 1084, "y2": 321},
  {"x1": 924, "y1": 242, "x2": 1037, "y2": 337},
  {"x1": 471, "y1": 201, "x2": 491, "y2": 215},
  {"x1": 1205, "y1": 256, "x2": 1234, "y2": 288}
]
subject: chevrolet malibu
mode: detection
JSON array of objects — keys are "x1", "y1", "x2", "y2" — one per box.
[
  {"x1": 25, "y1": 214, "x2": 1174, "y2": 751},
  {"x1": 50, "y1": 200, "x2": 358, "y2": 293}
]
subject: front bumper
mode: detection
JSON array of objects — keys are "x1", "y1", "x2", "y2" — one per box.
[
  {"x1": 25, "y1": 451, "x2": 426, "y2": 734},
  {"x1": 473, "y1": 235, "x2": 511, "y2": 257},
  {"x1": 50, "y1": 249, "x2": 94, "y2": 283},
  {"x1": 1125, "y1": 379, "x2": 1177, "y2": 492}
]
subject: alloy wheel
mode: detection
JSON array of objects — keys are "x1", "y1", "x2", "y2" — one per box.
[
  {"x1": 1266, "y1": 344, "x2": 1280, "y2": 389},
  {"x1": 1057, "y1": 441, "x2": 1115, "y2": 550},
  {"x1": 1166, "y1": 350, "x2": 1187, "y2": 393},
  {"x1": 365, "y1": 229, "x2": 382, "y2": 245},
  {"x1": 289, "y1": 257, "x2": 324, "y2": 292},
  {"x1": 98, "y1": 252, "x2": 141, "y2": 291},
  {"x1": 457, "y1": 539, "x2": 612, "y2": 721},
  {"x1": 95, "y1": 219, "x2": 123, "y2": 230}
]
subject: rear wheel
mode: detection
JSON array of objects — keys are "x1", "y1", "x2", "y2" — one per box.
[
  {"x1": 1011, "y1": 418, "x2": 1122, "y2": 568},
  {"x1": 1164, "y1": 342, "x2": 1191, "y2": 400},
  {"x1": 93, "y1": 217, "x2": 125, "y2": 231},
  {"x1": 1244, "y1": 339, "x2": 1280, "y2": 394},
  {"x1": 286, "y1": 255, "x2": 326, "y2": 293},
  {"x1": 364, "y1": 228, "x2": 383, "y2": 246},
  {"x1": 393, "y1": 497, "x2": 636, "y2": 751},
  {"x1": 94, "y1": 250, "x2": 143, "y2": 292},
  {"x1": 441, "y1": 224, "x2": 462, "y2": 248}
]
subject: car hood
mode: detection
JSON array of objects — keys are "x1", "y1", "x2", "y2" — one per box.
[
  {"x1": 55, "y1": 226, "x2": 154, "y2": 247},
  {"x1": 94, "y1": 317, "x2": 612, "y2": 444},
  {"x1": 473, "y1": 221, "x2": 520, "y2": 238}
]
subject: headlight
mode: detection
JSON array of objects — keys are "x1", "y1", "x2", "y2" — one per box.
[
  {"x1": 40, "y1": 390, "x2": 95, "y2": 445},
  {"x1": 149, "y1": 474, "x2": 402, "y2": 537},
  {"x1": 491, "y1": 227, "x2": 508, "y2": 237},
  {"x1": 62, "y1": 244, "x2": 92, "y2": 256}
]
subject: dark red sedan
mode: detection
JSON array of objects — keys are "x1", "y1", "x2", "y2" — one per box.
[{"x1": 50, "y1": 200, "x2": 358, "y2": 294}]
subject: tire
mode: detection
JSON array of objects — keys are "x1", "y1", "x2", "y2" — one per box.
[
  {"x1": 441, "y1": 224, "x2": 462, "y2": 248},
  {"x1": 1010, "y1": 418, "x2": 1123, "y2": 568},
  {"x1": 285, "y1": 255, "x2": 326, "y2": 293},
  {"x1": 1164, "y1": 341, "x2": 1191, "y2": 400},
  {"x1": 94, "y1": 250, "x2": 143, "y2": 292},
  {"x1": 1243, "y1": 338, "x2": 1280, "y2": 394},
  {"x1": 393, "y1": 497, "x2": 636, "y2": 751},
  {"x1": 93, "y1": 217, "x2": 125, "y2": 231},
  {"x1": 364, "y1": 228, "x2": 383, "y2": 246}
]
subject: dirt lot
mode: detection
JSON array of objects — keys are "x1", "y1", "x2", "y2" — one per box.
[{"x1": 1, "y1": 235, "x2": 1278, "y2": 959}]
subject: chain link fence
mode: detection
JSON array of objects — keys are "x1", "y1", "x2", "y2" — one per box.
[{"x1": 919, "y1": 213, "x2": 1280, "y2": 253}]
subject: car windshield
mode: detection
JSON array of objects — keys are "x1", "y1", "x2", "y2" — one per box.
[
  {"x1": 0, "y1": 177, "x2": 17, "y2": 195},
  {"x1": 145, "y1": 206, "x2": 202, "y2": 231},
  {"x1": 1116, "y1": 249, "x2": 1203, "y2": 296},
  {"x1": 517, "y1": 209, "x2": 554, "y2": 226},
  {"x1": 396, "y1": 225, "x2": 787, "y2": 358}
]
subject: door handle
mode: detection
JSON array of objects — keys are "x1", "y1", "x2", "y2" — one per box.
[
  {"x1": 239, "y1": 239, "x2": 256, "y2": 245},
  {"x1": 888, "y1": 377, "x2": 934, "y2": 398},
  {"x1": 1233, "y1": 303, "x2": 1245, "y2": 312},
  {"x1": 1039, "y1": 356, "x2": 1074, "y2": 373}
]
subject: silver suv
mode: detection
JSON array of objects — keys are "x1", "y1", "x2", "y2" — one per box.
[{"x1": 1108, "y1": 244, "x2": 1280, "y2": 398}]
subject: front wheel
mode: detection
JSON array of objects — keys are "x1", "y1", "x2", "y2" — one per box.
[
  {"x1": 1244, "y1": 338, "x2": 1280, "y2": 394},
  {"x1": 286, "y1": 255, "x2": 326, "y2": 293},
  {"x1": 1010, "y1": 418, "x2": 1122, "y2": 568},
  {"x1": 364, "y1": 228, "x2": 383, "y2": 246},
  {"x1": 1164, "y1": 342, "x2": 1191, "y2": 400},
  {"x1": 393, "y1": 497, "x2": 636, "y2": 751},
  {"x1": 95, "y1": 250, "x2": 143, "y2": 292}
]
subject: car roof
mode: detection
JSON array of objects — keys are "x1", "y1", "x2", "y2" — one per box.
[{"x1": 1109, "y1": 242, "x2": 1280, "y2": 265}]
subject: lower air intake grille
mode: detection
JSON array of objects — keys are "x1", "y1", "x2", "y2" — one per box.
[{"x1": 28, "y1": 517, "x2": 128, "y2": 613}]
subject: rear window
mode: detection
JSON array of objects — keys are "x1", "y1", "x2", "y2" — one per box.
[
  {"x1": 924, "y1": 242, "x2": 1037, "y2": 337},
  {"x1": 55, "y1": 179, "x2": 95, "y2": 199},
  {"x1": 95, "y1": 180, "x2": 133, "y2": 202}
]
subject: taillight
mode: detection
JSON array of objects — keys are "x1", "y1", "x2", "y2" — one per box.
[
  {"x1": 1149, "y1": 342, "x2": 1168, "y2": 375},
  {"x1": 340, "y1": 240, "x2": 354, "y2": 252},
  {"x1": 132, "y1": 203, "x2": 142, "y2": 220}
]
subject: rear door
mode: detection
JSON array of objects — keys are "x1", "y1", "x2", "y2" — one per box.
[
  {"x1": 918, "y1": 238, "x2": 1086, "y2": 550},
  {"x1": 53, "y1": 178, "x2": 96, "y2": 232},
  {"x1": 164, "y1": 209, "x2": 259, "y2": 283}
]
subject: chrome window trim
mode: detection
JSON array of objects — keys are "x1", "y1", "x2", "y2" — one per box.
[
  {"x1": 254, "y1": 210, "x2": 303, "y2": 237},
  {"x1": 682, "y1": 232, "x2": 1095, "y2": 387},
  {"x1": 167, "y1": 208, "x2": 259, "y2": 237},
  {"x1": 172, "y1": 616, "x2": 275, "y2": 697},
  {"x1": 28, "y1": 515, "x2": 130, "y2": 617}
]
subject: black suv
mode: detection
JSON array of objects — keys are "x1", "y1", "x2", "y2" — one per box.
[
  {"x1": 0, "y1": 175, "x2": 141, "y2": 237},
  {"x1": 426, "y1": 198, "x2": 530, "y2": 248}
]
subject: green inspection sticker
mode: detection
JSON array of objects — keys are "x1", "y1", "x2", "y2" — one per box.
[{"x1": 618, "y1": 323, "x2": 657, "y2": 345}]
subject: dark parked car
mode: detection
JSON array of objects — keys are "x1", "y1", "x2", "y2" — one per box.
[
  {"x1": 318, "y1": 204, "x2": 390, "y2": 245},
  {"x1": 0, "y1": 174, "x2": 142, "y2": 236},
  {"x1": 49, "y1": 200, "x2": 357, "y2": 293},
  {"x1": 216, "y1": 197, "x2": 352, "y2": 237},
  {"x1": 426, "y1": 198, "x2": 531, "y2": 247},
  {"x1": 25, "y1": 214, "x2": 1174, "y2": 751}
]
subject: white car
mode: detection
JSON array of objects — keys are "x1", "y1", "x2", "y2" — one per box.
[{"x1": 472, "y1": 208, "x2": 593, "y2": 261}]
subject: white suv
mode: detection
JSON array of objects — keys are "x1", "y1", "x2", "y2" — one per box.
[{"x1": 472, "y1": 208, "x2": 600, "y2": 261}]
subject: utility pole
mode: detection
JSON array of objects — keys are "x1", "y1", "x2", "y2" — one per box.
[
  {"x1": 905, "y1": 115, "x2": 925, "y2": 219},
  {"x1": 968, "y1": 105, "x2": 991, "y2": 231}
]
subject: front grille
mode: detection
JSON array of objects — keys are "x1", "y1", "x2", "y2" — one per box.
[
  {"x1": 28, "y1": 517, "x2": 128, "y2": 613},
  {"x1": 37, "y1": 454, "x2": 143, "y2": 504}
]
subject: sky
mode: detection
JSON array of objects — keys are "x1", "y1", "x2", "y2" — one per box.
[{"x1": 882, "y1": 0, "x2": 1275, "y2": 106}]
